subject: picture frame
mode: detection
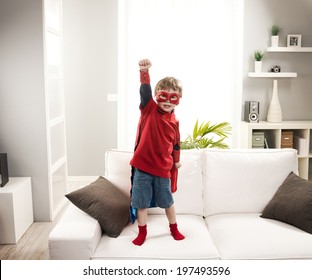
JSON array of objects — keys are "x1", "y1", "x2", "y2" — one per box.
[{"x1": 287, "y1": 34, "x2": 302, "y2": 47}]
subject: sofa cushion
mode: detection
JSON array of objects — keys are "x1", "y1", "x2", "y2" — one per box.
[
  {"x1": 261, "y1": 172, "x2": 312, "y2": 234},
  {"x1": 105, "y1": 150, "x2": 133, "y2": 197},
  {"x1": 206, "y1": 213, "x2": 312, "y2": 259},
  {"x1": 105, "y1": 149, "x2": 204, "y2": 216},
  {"x1": 92, "y1": 215, "x2": 220, "y2": 260},
  {"x1": 65, "y1": 176, "x2": 130, "y2": 238},
  {"x1": 203, "y1": 149, "x2": 298, "y2": 216}
]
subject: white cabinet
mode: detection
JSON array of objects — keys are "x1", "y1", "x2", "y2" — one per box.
[
  {"x1": 241, "y1": 121, "x2": 312, "y2": 180},
  {"x1": 0, "y1": 178, "x2": 33, "y2": 244}
]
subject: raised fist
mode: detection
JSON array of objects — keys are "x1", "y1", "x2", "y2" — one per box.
[{"x1": 138, "y1": 59, "x2": 152, "y2": 72}]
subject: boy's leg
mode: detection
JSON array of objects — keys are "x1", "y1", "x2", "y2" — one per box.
[
  {"x1": 133, "y1": 208, "x2": 148, "y2": 246},
  {"x1": 131, "y1": 169, "x2": 152, "y2": 246},
  {"x1": 166, "y1": 205, "x2": 185, "y2": 241},
  {"x1": 137, "y1": 208, "x2": 148, "y2": 226},
  {"x1": 165, "y1": 204, "x2": 177, "y2": 224}
]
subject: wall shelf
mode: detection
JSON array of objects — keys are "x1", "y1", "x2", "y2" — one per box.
[
  {"x1": 248, "y1": 72, "x2": 297, "y2": 78},
  {"x1": 267, "y1": 47, "x2": 312, "y2": 52}
]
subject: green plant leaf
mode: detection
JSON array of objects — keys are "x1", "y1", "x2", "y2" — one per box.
[{"x1": 181, "y1": 119, "x2": 232, "y2": 150}]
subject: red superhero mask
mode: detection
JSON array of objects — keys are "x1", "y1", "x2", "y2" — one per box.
[{"x1": 155, "y1": 91, "x2": 180, "y2": 105}]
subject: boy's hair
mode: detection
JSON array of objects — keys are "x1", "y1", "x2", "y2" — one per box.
[{"x1": 154, "y1": 77, "x2": 183, "y2": 97}]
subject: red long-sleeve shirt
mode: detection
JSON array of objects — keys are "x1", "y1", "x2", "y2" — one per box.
[{"x1": 130, "y1": 70, "x2": 180, "y2": 192}]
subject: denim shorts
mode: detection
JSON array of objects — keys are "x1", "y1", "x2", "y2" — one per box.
[{"x1": 131, "y1": 168, "x2": 174, "y2": 209}]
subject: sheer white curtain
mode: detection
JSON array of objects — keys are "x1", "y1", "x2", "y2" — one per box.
[{"x1": 118, "y1": 0, "x2": 244, "y2": 150}]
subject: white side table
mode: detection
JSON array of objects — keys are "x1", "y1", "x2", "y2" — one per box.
[{"x1": 0, "y1": 177, "x2": 34, "y2": 244}]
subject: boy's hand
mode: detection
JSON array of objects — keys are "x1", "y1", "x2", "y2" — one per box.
[
  {"x1": 175, "y1": 162, "x2": 182, "y2": 169},
  {"x1": 139, "y1": 59, "x2": 152, "y2": 72}
]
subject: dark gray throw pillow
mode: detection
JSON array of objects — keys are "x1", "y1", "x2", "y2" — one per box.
[
  {"x1": 65, "y1": 176, "x2": 130, "y2": 238},
  {"x1": 261, "y1": 172, "x2": 312, "y2": 234}
]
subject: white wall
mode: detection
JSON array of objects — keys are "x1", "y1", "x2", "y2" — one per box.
[
  {"x1": 63, "y1": 0, "x2": 312, "y2": 172},
  {"x1": 1, "y1": 1, "x2": 312, "y2": 222},
  {"x1": 243, "y1": 0, "x2": 312, "y2": 121},
  {"x1": 0, "y1": 0, "x2": 50, "y2": 221},
  {"x1": 63, "y1": 0, "x2": 118, "y2": 176}
]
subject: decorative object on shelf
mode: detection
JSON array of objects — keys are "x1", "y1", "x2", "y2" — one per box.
[
  {"x1": 271, "y1": 25, "x2": 281, "y2": 47},
  {"x1": 267, "y1": 79, "x2": 282, "y2": 123},
  {"x1": 245, "y1": 101, "x2": 259, "y2": 123},
  {"x1": 294, "y1": 136, "x2": 308, "y2": 156},
  {"x1": 287, "y1": 34, "x2": 302, "y2": 48},
  {"x1": 270, "y1": 65, "x2": 281, "y2": 73},
  {"x1": 0, "y1": 153, "x2": 9, "y2": 187},
  {"x1": 252, "y1": 131, "x2": 265, "y2": 148},
  {"x1": 254, "y1": 50, "x2": 265, "y2": 73},
  {"x1": 281, "y1": 130, "x2": 294, "y2": 148}
]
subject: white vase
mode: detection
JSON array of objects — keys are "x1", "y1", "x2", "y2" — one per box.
[
  {"x1": 271, "y1": 35, "x2": 279, "y2": 47},
  {"x1": 267, "y1": 79, "x2": 282, "y2": 122},
  {"x1": 254, "y1": 61, "x2": 262, "y2": 73}
]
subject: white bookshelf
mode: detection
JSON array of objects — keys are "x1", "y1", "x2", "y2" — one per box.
[{"x1": 241, "y1": 121, "x2": 312, "y2": 180}]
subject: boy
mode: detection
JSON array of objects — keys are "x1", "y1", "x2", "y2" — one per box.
[{"x1": 130, "y1": 58, "x2": 185, "y2": 246}]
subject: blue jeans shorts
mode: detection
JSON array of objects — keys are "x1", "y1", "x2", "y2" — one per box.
[{"x1": 131, "y1": 168, "x2": 174, "y2": 209}]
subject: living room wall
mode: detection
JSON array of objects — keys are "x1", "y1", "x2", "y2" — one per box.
[
  {"x1": 64, "y1": 0, "x2": 312, "y2": 177},
  {"x1": 0, "y1": 0, "x2": 51, "y2": 221},
  {"x1": 243, "y1": 0, "x2": 312, "y2": 122},
  {"x1": 63, "y1": 0, "x2": 118, "y2": 177},
  {"x1": 1, "y1": 0, "x2": 311, "y2": 221}
]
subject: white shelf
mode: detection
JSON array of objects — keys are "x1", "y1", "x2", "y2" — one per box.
[
  {"x1": 248, "y1": 72, "x2": 297, "y2": 78},
  {"x1": 267, "y1": 47, "x2": 312, "y2": 52},
  {"x1": 242, "y1": 121, "x2": 312, "y2": 129},
  {"x1": 241, "y1": 121, "x2": 312, "y2": 180}
]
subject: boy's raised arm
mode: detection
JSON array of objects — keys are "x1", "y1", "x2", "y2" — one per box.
[{"x1": 139, "y1": 59, "x2": 151, "y2": 84}]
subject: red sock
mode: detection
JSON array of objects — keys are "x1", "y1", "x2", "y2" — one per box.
[
  {"x1": 132, "y1": 225, "x2": 147, "y2": 246},
  {"x1": 169, "y1": 223, "x2": 185, "y2": 240}
]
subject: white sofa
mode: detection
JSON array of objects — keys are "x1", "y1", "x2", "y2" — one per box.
[{"x1": 49, "y1": 149, "x2": 312, "y2": 260}]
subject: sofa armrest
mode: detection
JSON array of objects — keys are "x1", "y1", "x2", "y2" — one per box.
[{"x1": 48, "y1": 204, "x2": 102, "y2": 260}]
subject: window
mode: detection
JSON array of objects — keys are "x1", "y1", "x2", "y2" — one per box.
[{"x1": 118, "y1": 0, "x2": 244, "y2": 149}]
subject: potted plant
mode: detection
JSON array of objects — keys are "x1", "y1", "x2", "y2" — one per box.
[
  {"x1": 180, "y1": 119, "x2": 231, "y2": 149},
  {"x1": 271, "y1": 25, "x2": 281, "y2": 47},
  {"x1": 254, "y1": 50, "x2": 264, "y2": 73}
]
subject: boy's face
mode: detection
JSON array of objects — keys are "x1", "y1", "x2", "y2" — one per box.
[{"x1": 155, "y1": 90, "x2": 181, "y2": 113}]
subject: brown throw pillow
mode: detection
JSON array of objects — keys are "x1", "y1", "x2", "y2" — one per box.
[
  {"x1": 65, "y1": 176, "x2": 130, "y2": 237},
  {"x1": 261, "y1": 172, "x2": 312, "y2": 234}
]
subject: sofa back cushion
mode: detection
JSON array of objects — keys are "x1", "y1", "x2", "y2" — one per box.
[
  {"x1": 105, "y1": 149, "x2": 204, "y2": 216},
  {"x1": 105, "y1": 150, "x2": 133, "y2": 197},
  {"x1": 203, "y1": 149, "x2": 298, "y2": 217}
]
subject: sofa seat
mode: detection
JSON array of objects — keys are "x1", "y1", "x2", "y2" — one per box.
[
  {"x1": 49, "y1": 148, "x2": 312, "y2": 260},
  {"x1": 92, "y1": 214, "x2": 220, "y2": 260},
  {"x1": 206, "y1": 213, "x2": 312, "y2": 260}
]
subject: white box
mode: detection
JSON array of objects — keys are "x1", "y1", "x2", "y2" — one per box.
[
  {"x1": 0, "y1": 177, "x2": 33, "y2": 244},
  {"x1": 294, "y1": 136, "x2": 308, "y2": 156}
]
